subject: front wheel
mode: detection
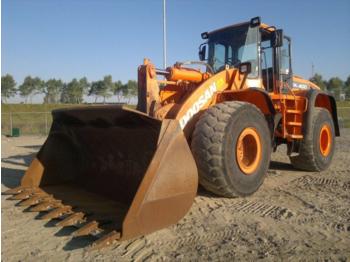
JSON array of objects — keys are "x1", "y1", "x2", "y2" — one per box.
[{"x1": 191, "y1": 101, "x2": 272, "y2": 197}]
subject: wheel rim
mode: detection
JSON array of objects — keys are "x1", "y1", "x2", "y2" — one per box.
[
  {"x1": 236, "y1": 127, "x2": 262, "y2": 175},
  {"x1": 319, "y1": 124, "x2": 332, "y2": 157}
]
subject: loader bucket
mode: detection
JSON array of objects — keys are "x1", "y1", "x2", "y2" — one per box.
[{"x1": 6, "y1": 105, "x2": 198, "y2": 249}]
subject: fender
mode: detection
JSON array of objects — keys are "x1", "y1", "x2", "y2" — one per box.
[
  {"x1": 220, "y1": 88, "x2": 276, "y2": 115},
  {"x1": 304, "y1": 89, "x2": 340, "y2": 136},
  {"x1": 216, "y1": 88, "x2": 277, "y2": 138}
]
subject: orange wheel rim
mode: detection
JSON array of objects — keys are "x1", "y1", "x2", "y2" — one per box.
[
  {"x1": 319, "y1": 124, "x2": 332, "y2": 157},
  {"x1": 236, "y1": 127, "x2": 262, "y2": 175}
]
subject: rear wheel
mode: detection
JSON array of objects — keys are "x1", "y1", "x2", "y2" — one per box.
[
  {"x1": 191, "y1": 101, "x2": 271, "y2": 197},
  {"x1": 290, "y1": 108, "x2": 335, "y2": 171}
]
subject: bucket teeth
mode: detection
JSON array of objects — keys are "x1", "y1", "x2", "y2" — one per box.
[
  {"x1": 29, "y1": 200, "x2": 62, "y2": 212},
  {"x1": 73, "y1": 221, "x2": 100, "y2": 237},
  {"x1": 3, "y1": 186, "x2": 29, "y2": 195},
  {"x1": 89, "y1": 231, "x2": 121, "y2": 251},
  {"x1": 7, "y1": 188, "x2": 40, "y2": 200},
  {"x1": 56, "y1": 212, "x2": 86, "y2": 227},
  {"x1": 19, "y1": 195, "x2": 52, "y2": 207},
  {"x1": 40, "y1": 206, "x2": 73, "y2": 220}
]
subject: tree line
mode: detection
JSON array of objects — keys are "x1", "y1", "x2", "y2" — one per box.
[
  {"x1": 2, "y1": 73, "x2": 350, "y2": 104},
  {"x1": 1, "y1": 74, "x2": 137, "y2": 104},
  {"x1": 308, "y1": 74, "x2": 350, "y2": 100}
]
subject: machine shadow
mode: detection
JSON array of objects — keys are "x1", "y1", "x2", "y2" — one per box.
[
  {"x1": 63, "y1": 235, "x2": 96, "y2": 251},
  {"x1": 269, "y1": 160, "x2": 295, "y2": 171},
  {"x1": 19, "y1": 145, "x2": 42, "y2": 151},
  {"x1": 1, "y1": 151, "x2": 37, "y2": 190},
  {"x1": 1, "y1": 167, "x2": 25, "y2": 189},
  {"x1": 1, "y1": 152, "x2": 36, "y2": 168}
]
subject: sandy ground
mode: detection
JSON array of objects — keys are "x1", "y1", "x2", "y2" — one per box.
[{"x1": 1, "y1": 130, "x2": 350, "y2": 261}]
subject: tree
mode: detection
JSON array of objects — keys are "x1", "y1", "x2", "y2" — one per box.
[
  {"x1": 43, "y1": 79, "x2": 63, "y2": 104},
  {"x1": 60, "y1": 78, "x2": 89, "y2": 104},
  {"x1": 327, "y1": 77, "x2": 343, "y2": 100},
  {"x1": 79, "y1": 77, "x2": 90, "y2": 98},
  {"x1": 345, "y1": 75, "x2": 350, "y2": 87},
  {"x1": 309, "y1": 73, "x2": 327, "y2": 91},
  {"x1": 120, "y1": 83, "x2": 129, "y2": 99},
  {"x1": 345, "y1": 75, "x2": 350, "y2": 100},
  {"x1": 89, "y1": 81, "x2": 102, "y2": 103},
  {"x1": 89, "y1": 75, "x2": 113, "y2": 103},
  {"x1": 125, "y1": 80, "x2": 138, "y2": 103},
  {"x1": 18, "y1": 76, "x2": 44, "y2": 103},
  {"x1": 60, "y1": 83, "x2": 70, "y2": 103},
  {"x1": 68, "y1": 78, "x2": 83, "y2": 104},
  {"x1": 110, "y1": 80, "x2": 123, "y2": 102},
  {"x1": 1, "y1": 74, "x2": 17, "y2": 103}
]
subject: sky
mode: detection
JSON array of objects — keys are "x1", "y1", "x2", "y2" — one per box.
[{"x1": 1, "y1": 0, "x2": 350, "y2": 103}]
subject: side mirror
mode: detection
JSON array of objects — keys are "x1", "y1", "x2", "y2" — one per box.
[
  {"x1": 201, "y1": 32, "x2": 209, "y2": 40},
  {"x1": 272, "y1": 29, "x2": 284, "y2": 47},
  {"x1": 199, "y1": 45, "x2": 206, "y2": 61},
  {"x1": 239, "y1": 62, "x2": 252, "y2": 74},
  {"x1": 250, "y1": 16, "x2": 261, "y2": 27}
]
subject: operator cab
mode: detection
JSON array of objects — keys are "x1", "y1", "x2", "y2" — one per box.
[
  {"x1": 260, "y1": 24, "x2": 292, "y2": 93},
  {"x1": 199, "y1": 17, "x2": 292, "y2": 93}
]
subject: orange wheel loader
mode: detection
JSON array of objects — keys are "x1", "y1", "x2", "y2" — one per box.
[{"x1": 4, "y1": 17, "x2": 339, "y2": 250}]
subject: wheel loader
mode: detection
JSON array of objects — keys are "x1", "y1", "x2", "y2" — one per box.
[{"x1": 4, "y1": 17, "x2": 339, "y2": 250}]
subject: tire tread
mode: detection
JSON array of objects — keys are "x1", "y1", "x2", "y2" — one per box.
[{"x1": 191, "y1": 101, "x2": 268, "y2": 197}]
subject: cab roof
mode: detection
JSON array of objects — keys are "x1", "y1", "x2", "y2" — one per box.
[{"x1": 206, "y1": 20, "x2": 276, "y2": 37}]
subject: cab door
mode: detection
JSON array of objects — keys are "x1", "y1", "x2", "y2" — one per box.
[{"x1": 278, "y1": 36, "x2": 293, "y2": 93}]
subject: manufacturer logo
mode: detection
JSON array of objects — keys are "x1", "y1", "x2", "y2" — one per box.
[
  {"x1": 293, "y1": 82, "x2": 309, "y2": 89},
  {"x1": 179, "y1": 82, "x2": 218, "y2": 129}
]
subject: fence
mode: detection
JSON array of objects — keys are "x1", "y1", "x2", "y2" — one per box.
[
  {"x1": 1, "y1": 112, "x2": 52, "y2": 136},
  {"x1": 337, "y1": 107, "x2": 350, "y2": 129},
  {"x1": 1, "y1": 107, "x2": 350, "y2": 136}
]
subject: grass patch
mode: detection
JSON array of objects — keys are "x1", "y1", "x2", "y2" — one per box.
[
  {"x1": 1, "y1": 104, "x2": 86, "y2": 135},
  {"x1": 338, "y1": 107, "x2": 350, "y2": 128},
  {"x1": 1, "y1": 103, "x2": 132, "y2": 135},
  {"x1": 337, "y1": 101, "x2": 350, "y2": 107}
]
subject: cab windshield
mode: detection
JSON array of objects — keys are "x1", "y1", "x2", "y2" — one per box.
[{"x1": 207, "y1": 24, "x2": 258, "y2": 77}]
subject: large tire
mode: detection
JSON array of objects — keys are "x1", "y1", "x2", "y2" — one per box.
[
  {"x1": 191, "y1": 101, "x2": 271, "y2": 197},
  {"x1": 290, "y1": 108, "x2": 335, "y2": 171}
]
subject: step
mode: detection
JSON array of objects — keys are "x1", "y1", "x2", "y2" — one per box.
[
  {"x1": 286, "y1": 109, "x2": 303, "y2": 114},
  {"x1": 286, "y1": 134, "x2": 303, "y2": 139},
  {"x1": 287, "y1": 135, "x2": 303, "y2": 139},
  {"x1": 286, "y1": 121, "x2": 302, "y2": 126}
]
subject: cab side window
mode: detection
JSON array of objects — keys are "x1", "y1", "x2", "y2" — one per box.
[
  {"x1": 280, "y1": 40, "x2": 290, "y2": 76},
  {"x1": 261, "y1": 39, "x2": 274, "y2": 91}
]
